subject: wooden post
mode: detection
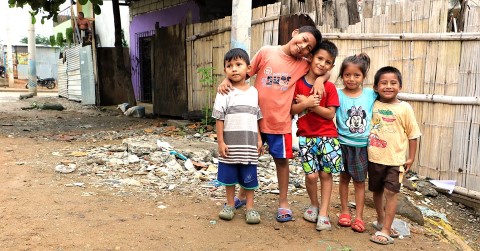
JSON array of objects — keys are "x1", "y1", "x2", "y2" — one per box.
[{"x1": 231, "y1": 0, "x2": 252, "y2": 55}]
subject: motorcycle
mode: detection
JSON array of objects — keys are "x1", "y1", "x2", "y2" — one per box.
[
  {"x1": 0, "y1": 66, "x2": 5, "y2": 78},
  {"x1": 25, "y1": 76, "x2": 56, "y2": 89}
]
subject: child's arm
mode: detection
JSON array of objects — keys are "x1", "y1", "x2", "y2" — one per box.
[
  {"x1": 291, "y1": 94, "x2": 320, "y2": 114},
  {"x1": 311, "y1": 72, "x2": 330, "y2": 96},
  {"x1": 309, "y1": 105, "x2": 336, "y2": 120},
  {"x1": 404, "y1": 138, "x2": 418, "y2": 172},
  {"x1": 216, "y1": 120, "x2": 228, "y2": 157}
]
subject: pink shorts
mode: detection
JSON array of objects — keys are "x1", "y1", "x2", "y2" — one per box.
[{"x1": 261, "y1": 133, "x2": 293, "y2": 159}]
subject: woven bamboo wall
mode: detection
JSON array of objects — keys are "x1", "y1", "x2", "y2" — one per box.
[{"x1": 185, "y1": 0, "x2": 480, "y2": 191}]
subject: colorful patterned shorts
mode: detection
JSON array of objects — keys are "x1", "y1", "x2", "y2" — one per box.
[{"x1": 299, "y1": 136, "x2": 344, "y2": 175}]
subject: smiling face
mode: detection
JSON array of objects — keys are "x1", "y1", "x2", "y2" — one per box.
[
  {"x1": 224, "y1": 57, "x2": 250, "y2": 85},
  {"x1": 308, "y1": 49, "x2": 334, "y2": 77},
  {"x1": 374, "y1": 72, "x2": 401, "y2": 103},
  {"x1": 341, "y1": 64, "x2": 365, "y2": 91},
  {"x1": 286, "y1": 30, "x2": 317, "y2": 58}
]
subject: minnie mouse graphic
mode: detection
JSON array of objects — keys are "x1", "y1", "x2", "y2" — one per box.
[{"x1": 345, "y1": 106, "x2": 367, "y2": 133}]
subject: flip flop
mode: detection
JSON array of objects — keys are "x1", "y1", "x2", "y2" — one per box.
[
  {"x1": 372, "y1": 221, "x2": 400, "y2": 238},
  {"x1": 370, "y1": 231, "x2": 394, "y2": 245},
  {"x1": 338, "y1": 213, "x2": 352, "y2": 227},
  {"x1": 234, "y1": 196, "x2": 246, "y2": 209},
  {"x1": 351, "y1": 218, "x2": 366, "y2": 233},
  {"x1": 276, "y1": 208, "x2": 293, "y2": 222}
]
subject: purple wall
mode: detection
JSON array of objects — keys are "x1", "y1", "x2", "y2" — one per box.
[{"x1": 130, "y1": 2, "x2": 200, "y2": 101}]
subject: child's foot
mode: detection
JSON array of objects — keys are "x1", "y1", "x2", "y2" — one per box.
[
  {"x1": 316, "y1": 215, "x2": 332, "y2": 231},
  {"x1": 338, "y1": 213, "x2": 352, "y2": 227},
  {"x1": 303, "y1": 206, "x2": 319, "y2": 223},
  {"x1": 351, "y1": 218, "x2": 366, "y2": 232},
  {"x1": 219, "y1": 205, "x2": 235, "y2": 220},
  {"x1": 245, "y1": 209, "x2": 261, "y2": 224}
]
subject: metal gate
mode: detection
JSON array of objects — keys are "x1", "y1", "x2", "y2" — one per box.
[
  {"x1": 65, "y1": 45, "x2": 82, "y2": 101},
  {"x1": 80, "y1": 45, "x2": 95, "y2": 105},
  {"x1": 57, "y1": 57, "x2": 68, "y2": 98}
]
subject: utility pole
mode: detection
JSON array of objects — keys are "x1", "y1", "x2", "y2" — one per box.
[
  {"x1": 5, "y1": 5, "x2": 14, "y2": 87},
  {"x1": 27, "y1": 13, "x2": 37, "y2": 95},
  {"x1": 231, "y1": 0, "x2": 252, "y2": 56}
]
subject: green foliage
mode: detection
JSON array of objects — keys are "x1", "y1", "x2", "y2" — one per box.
[
  {"x1": 66, "y1": 28, "x2": 73, "y2": 47},
  {"x1": 19, "y1": 34, "x2": 51, "y2": 46},
  {"x1": 121, "y1": 29, "x2": 128, "y2": 47},
  {"x1": 8, "y1": 0, "x2": 102, "y2": 23},
  {"x1": 49, "y1": 35, "x2": 56, "y2": 47},
  {"x1": 197, "y1": 67, "x2": 217, "y2": 131},
  {"x1": 56, "y1": 32, "x2": 65, "y2": 48}
]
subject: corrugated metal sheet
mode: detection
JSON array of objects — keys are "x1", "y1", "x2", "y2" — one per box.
[
  {"x1": 57, "y1": 58, "x2": 68, "y2": 98},
  {"x1": 80, "y1": 45, "x2": 96, "y2": 105},
  {"x1": 66, "y1": 45, "x2": 82, "y2": 101}
]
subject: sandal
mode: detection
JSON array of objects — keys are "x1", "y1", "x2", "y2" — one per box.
[
  {"x1": 316, "y1": 215, "x2": 332, "y2": 231},
  {"x1": 351, "y1": 218, "x2": 366, "y2": 233},
  {"x1": 219, "y1": 205, "x2": 235, "y2": 220},
  {"x1": 372, "y1": 221, "x2": 400, "y2": 238},
  {"x1": 370, "y1": 231, "x2": 394, "y2": 245},
  {"x1": 338, "y1": 213, "x2": 352, "y2": 227},
  {"x1": 245, "y1": 209, "x2": 261, "y2": 224},
  {"x1": 234, "y1": 196, "x2": 246, "y2": 209},
  {"x1": 276, "y1": 208, "x2": 293, "y2": 222},
  {"x1": 303, "y1": 206, "x2": 319, "y2": 223}
]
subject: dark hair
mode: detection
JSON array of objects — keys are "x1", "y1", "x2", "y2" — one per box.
[
  {"x1": 224, "y1": 48, "x2": 250, "y2": 67},
  {"x1": 374, "y1": 66, "x2": 403, "y2": 88},
  {"x1": 312, "y1": 40, "x2": 338, "y2": 62},
  {"x1": 79, "y1": 11, "x2": 84, "y2": 17},
  {"x1": 338, "y1": 52, "x2": 371, "y2": 79},
  {"x1": 297, "y1": 25, "x2": 322, "y2": 49}
]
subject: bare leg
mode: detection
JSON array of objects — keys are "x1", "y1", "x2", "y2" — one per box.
[
  {"x1": 339, "y1": 172, "x2": 351, "y2": 215},
  {"x1": 319, "y1": 172, "x2": 333, "y2": 216},
  {"x1": 305, "y1": 172, "x2": 320, "y2": 208},
  {"x1": 245, "y1": 189, "x2": 255, "y2": 210},
  {"x1": 225, "y1": 185, "x2": 236, "y2": 207},
  {"x1": 238, "y1": 187, "x2": 246, "y2": 201},
  {"x1": 353, "y1": 181, "x2": 366, "y2": 221},
  {"x1": 274, "y1": 158, "x2": 290, "y2": 209},
  {"x1": 373, "y1": 190, "x2": 385, "y2": 225},
  {"x1": 381, "y1": 189, "x2": 398, "y2": 236}
]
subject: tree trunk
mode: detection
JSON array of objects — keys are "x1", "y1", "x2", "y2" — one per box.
[{"x1": 112, "y1": 0, "x2": 136, "y2": 106}]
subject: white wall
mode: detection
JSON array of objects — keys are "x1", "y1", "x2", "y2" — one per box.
[{"x1": 94, "y1": 2, "x2": 130, "y2": 47}]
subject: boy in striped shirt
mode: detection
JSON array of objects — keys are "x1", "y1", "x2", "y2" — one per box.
[{"x1": 212, "y1": 48, "x2": 263, "y2": 224}]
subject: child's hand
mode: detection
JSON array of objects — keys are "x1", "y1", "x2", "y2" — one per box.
[
  {"x1": 404, "y1": 158, "x2": 414, "y2": 172},
  {"x1": 295, "y1": 94, "x2": 307, "y2": 103},
  {"x1": 218, "y1": 142, "x2": 229, "y2": 157},
  {"x1": 217, "y1": 78, "x2": 233, "y2": 95},
  {"x1": 257, "y1": 140, "x2": 264, "y2": 156},
  {"x1": 311, "y1": 72, "x2": 330, "y2": 96},
  {"x1": 303, "y1": 94, "x2": 320, "y2": 108}
]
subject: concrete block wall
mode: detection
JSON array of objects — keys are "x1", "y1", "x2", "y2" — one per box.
[{"x1": 131, "y1": 0, "x2": 190, "y2": 17}]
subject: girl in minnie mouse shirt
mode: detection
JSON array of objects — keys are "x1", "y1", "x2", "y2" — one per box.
[{"x1": 335, "y1": 53, "x2": 377, "y2": 233}]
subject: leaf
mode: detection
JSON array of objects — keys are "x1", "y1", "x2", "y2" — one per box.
[
  {"x1": 78, "y1": 0, "x2": 88, "y2": 5},
  {"x1": 93, "y1": 4, "x2": 101, "y2": 15}
]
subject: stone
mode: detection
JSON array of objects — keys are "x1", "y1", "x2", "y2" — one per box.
[
  {"x1": 165, "y1": 119, "x2": 190, "y2": 128},
  {"x1": 396, "y1": 194, "x2": 425, "y2": 225}
]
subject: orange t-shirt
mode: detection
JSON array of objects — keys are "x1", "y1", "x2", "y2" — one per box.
[{"x1": 249, "y1": 46, "x2": 309, "y2": 134}]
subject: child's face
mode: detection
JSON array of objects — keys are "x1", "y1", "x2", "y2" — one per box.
[
  {"x1": 342, "y1": 64, "x2": 364, "y2": 91},
  {"x1": 374, "y1": 73, "x2": 401, "y2": 103},
  {"x1": 287, "y1": 30, "x2": 317, "y2": 58},
  {"x1": 309, "y1": 49, "x2": 334, "y2": 77},
  {"x1": 224, "y1": 57, "x2": 250, "y2": 84}
]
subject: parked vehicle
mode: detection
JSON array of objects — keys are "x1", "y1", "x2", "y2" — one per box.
[
  {"x1": 0, "y1": 66, "x2": 5, "y2": 78},
  {"x1": 25, "y1": 76, "x2": 56, "y2": 89}
]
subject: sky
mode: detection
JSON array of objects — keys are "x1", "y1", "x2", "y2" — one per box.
[{"x1": 0, "y1": 1, "x2": 55, "y2": 45}]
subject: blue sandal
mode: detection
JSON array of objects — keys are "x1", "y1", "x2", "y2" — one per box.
[
  {"x1": 234, "y1": 196, "x2": 246, "y2": 209},
  {"x1": 276, "y1": 208, "x2": 293, "y2": 222}
]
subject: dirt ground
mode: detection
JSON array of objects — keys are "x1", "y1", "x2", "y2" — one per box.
[{"x1": 0, "y1": 94, "x2": 477, "y2": 251}]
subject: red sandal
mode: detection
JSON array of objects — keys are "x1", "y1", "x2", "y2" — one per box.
[
  {"x1": 338, "y1": 213, "x2": 351, "y2": 227},
  {"x1": 351, "y1": 218, "x2": 366, "y2": 232}
]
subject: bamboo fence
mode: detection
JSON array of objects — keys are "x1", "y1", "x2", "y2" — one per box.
[{"x1": 185, "y1": 0, "x2": 480, "y2": 192}]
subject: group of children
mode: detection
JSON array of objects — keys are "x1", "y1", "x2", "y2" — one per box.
[{"x1": 211, "y1": 25, "x2": 421, "y2": 245}]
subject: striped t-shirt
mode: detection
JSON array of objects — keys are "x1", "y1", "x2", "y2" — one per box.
[{"x1": 212, "y1": 86, "x2": 262, "y2": 165}]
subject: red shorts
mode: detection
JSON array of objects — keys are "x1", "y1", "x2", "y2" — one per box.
[{"x1": 261, "y1": 133, "x2": 293, "y2": 159}]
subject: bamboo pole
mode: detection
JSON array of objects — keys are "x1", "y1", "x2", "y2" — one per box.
[
  {"x1": 398, "y1": 93, "x2": 480, "y2": 105},
  {"x1": 322, "y1": 32, "x2": 480, "y2": 41}
]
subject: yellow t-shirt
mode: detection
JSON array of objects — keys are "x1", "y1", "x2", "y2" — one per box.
[
  {"x1": 368, "y1": 101, "x2": 422, "y2": 166},
  {"x1": 249, "y1": 46, "x2": 309, "y2": 134}
]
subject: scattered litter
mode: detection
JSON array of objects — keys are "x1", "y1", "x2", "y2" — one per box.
[
  {"x1": 54, "y1": 164, "x2": 76, "y2": 174},
  {"x1": 429, "y1": 180, "x2": 456, "y2": 194},
  {"x1": 157, "y1": 140, "x2": 173, "y2": 151},
  {"x1": 209, "y1": 220, "x2": 217, "y2": 225},
  {"x1": 418, "y1": 206, "x2": 449, "y2": 223},
  {"x1": 158, "y1": 205, "x2": 167, "y2": 209},
  {"x1": 184, "y1": 159, "x2": 196, "y2": 172}
]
